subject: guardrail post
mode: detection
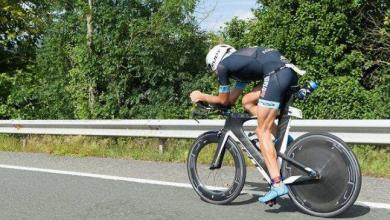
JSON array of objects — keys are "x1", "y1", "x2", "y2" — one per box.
[
  {"x1": 22, "y1": 136, "x2": 28, "y2": 150},
  {"x1": 159, "y1": 138, "x2": 167, "y2": 154}
]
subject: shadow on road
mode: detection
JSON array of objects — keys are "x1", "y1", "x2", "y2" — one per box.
[
  {"x1": 244, "y1": 181, "x2": 269, "y2": 191},
  {"x1": 225, "y1": 181, "x2": 268, "y2": 206},
  {"x1": 240, "y1": 182, "x2": 371, "y2": 218},
  {"x1": 229, "y1": 194, "x2": 259, "y2": 206},
  {"x1": 337, "y1": 205, "x2": 370, "y2": 218},
  {"x1": 264, "y1": 198, "x2": 370, "y2": 218}
]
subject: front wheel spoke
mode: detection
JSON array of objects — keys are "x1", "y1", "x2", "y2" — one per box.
[
  {"x1": 198, "y1": 165, "x2": 235, "y2": 189},
  {"x1": 205, "y1": 171, "x2": 213, "y2": 186},
  {"x1": 212, "y1": 170, "x2": 219, "y2": 186}
]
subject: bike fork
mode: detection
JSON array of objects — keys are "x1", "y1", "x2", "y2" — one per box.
[{"x1": 209, "y1": 130, "x2": 227, "y2": 170}]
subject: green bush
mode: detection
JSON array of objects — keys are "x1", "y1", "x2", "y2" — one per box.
[
  {"x1": 222, "y1": 0, "x2": 389, "y2": 119},
  {"x1": 2, "y1": 0, "x2": 209, "y2": 120},
  {"x1": 296, "y1": 76, "x2": 388, "y2": 119}
]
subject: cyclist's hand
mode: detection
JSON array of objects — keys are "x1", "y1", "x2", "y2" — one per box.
[{"x1": 190, "y1": 90, "x2": 203, "y2": 103}]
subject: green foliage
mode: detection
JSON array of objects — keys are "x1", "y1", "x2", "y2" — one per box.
[
  {"x1": 4, "y1": 7, "x2": 77, "y2": 119},
  {"x1": 222, "y1": 0, "x2": 389, "y2": 119},
  {"x1": 0, "y1": 1, "x2": 53, "y2": 119},
  {"x1": 353, "y1": 144, "x2": 390, "y2": 177},
  {"x1": 0, "y1": 73, "x2": 13, "y2": 118},
  {"x1": 0, "y1": 0, "x2": 49, "y2": 72},
  {"x1": 3, "y1": 0, "x2": 209, "y2": 119},
  {"x1": 222, "y1": 17, "x2": 251, "y2": 49},
  {"x1": 296, "y1": 76, "x2": 388, "y2": 119},
  {"x1": 68, "y1": 0, "x2": 208, "y2": 119},
  {"x1": 353, "y1": 0, "x2": 389, "y2": 64},
  {"x1": 1, "y1": 0, "x2": 388, "y2": 120}
]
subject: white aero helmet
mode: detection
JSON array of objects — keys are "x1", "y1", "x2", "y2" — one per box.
[{"x1": 206, "y1": 44, "x2": 236, "y2": 71}]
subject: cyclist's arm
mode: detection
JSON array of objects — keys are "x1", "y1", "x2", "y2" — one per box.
[
  {"x1": 228, "y1": 81, "x2": 247, "y2": 105},
  {"x1": 202, "y1": 81, "x2": 247, "y2": 106},
  {"x1": 190, "y1": 84, "x2": 230, "y2": 106},
  {"x1": 205, "y1": 65, "x2": 234, "y2": 106},
  {"x1": 198, "y1": 65, "x2": 246, "y2": 106},
  {"x1": 201, "y1": 92, "x2": 230, "y2": 106}
]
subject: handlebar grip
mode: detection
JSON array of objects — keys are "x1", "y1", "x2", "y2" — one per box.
[
  {"x1": 196, "y1": 101, "x2": 210, "y2": 109},
  {"x1": 195, "y1": 101, "x2": 232, "y2": 112}
]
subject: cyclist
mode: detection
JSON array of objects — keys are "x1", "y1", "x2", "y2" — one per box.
[{"x1": 190, "y1": 44, "x2": 299, "y2": 204}]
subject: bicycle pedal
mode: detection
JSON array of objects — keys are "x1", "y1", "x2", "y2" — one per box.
[{"x1": 266, "y1": 199, "x2": 277, "y2": 207}]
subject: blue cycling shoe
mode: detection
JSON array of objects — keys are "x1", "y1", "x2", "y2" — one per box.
[{"x1": 258, "y1": 183, "x2": 289, "y2": 204}]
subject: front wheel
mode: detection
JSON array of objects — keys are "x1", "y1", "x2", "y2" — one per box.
[
  {"x1": 187, "y1": 131, "x2": 246, "y2": 205},
  {"x1": 281, "y1": 132, "x2": 361, "y2": 217}
]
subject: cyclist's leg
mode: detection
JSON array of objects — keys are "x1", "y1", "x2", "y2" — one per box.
[
  {"x1": 256, "y1": 106, "x2": 279, "y2": 178},
  {"x1": 257, "y1": 104, "x2": 288, "y2": 203},
  {"x1": 242, "y1": 85, "x2": 277, "y2": 136},
  {"x1": 257, "y1": 69, "x2": 297, "y2": 203},
  {"x1": 272, "y1": 68, "x2": 298, "y2": 146},
  {"x1": 242, "y1": 85, "x2": 260, "y2": 115},
  {"x1": 257, "y1": 72, "x2": 283, "y2": 180}
]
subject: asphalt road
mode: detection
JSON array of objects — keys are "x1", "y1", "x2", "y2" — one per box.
[{"x1": 0, "y1": 152, "x2": 389, "y2": 219}]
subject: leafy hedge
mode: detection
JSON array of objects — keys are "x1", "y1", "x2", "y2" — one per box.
[
  {"x1": 222, "y1": 0, "x2": 389, "y2": 119},
  {"x1": 0, "y1": 0, "x2": 388, "y2": 120},
  {"x1": 2, "y1": 0, "x2": 211, "y2": 119}
]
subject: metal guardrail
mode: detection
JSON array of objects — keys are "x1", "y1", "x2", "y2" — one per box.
[{"x1": 0, "y1": 120, "x2": 389, "y2": 144}]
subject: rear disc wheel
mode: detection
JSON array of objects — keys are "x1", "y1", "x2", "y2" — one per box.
[{"x1": 281, "y1": 132, "x2": 361, "y2": 217}]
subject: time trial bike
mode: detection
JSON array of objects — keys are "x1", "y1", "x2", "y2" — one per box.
[{"x1": 186, "y1": 84, "x2": 361, "y2": 217}]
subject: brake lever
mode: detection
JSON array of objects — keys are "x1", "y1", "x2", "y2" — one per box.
[
  {"x1": 191, "y1": 111, "x2": 201, "y2": 123},
  {"x1": 192, "y1": 101, "x2": 231, "y2": 121},
  {"x1": 196, "y1": 101, "x2": 214, "y2": 110}
]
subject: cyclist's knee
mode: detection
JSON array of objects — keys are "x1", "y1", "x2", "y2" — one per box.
[
  {"x1": 257, "y1": 116, "x2": 274, "y2": 130},
  {"x1": 242, "y1": 95, "x2": 255, "y2": 110},
  {"x1": 256, "y1": 126, "x2": 272, "y2": 138}
]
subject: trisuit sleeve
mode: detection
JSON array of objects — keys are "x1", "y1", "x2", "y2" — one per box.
[{"x1": 217, "y1": 64, "x2": 230, "y2": 93}]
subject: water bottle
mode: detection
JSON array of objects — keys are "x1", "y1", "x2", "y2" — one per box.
[{"x1": 297, "y1": 81, "x2": 318, "y2": 100}]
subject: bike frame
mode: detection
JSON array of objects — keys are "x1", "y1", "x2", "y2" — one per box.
[{"x1": 210, "y1": 93, "x2": 319, "y2": 185}]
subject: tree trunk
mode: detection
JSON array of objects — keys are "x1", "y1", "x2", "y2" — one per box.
[
  {"x1": 86, "y1": 0, "x2": 93, "y2": 50},
  {"x1": 86, "y1": 0, "x2": 95, "y2": 114}
]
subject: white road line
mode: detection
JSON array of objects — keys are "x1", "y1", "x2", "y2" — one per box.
[
  {"x1": 356, "y1": 201, "x2": 390, "y2": 210},
  {"x1": 0, "y1": 164, "x2": 193, "y2": 189},
  {"x1": 1, "y1": 164, "x2": 389, "y2": 210}
]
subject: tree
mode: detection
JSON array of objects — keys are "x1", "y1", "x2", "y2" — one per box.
[
  {"x1": 222, "y1": 0, "x2": 388, "y2": 119},
  {"x1": 353, "y1": 0, "x2": 389, "y2": 89},
  {"x1": 0, "y1": 0, "x2": 49, "y2": 72},
  {"x1": 5, "y1": 0, "x2": 209, "y2": 119},
  {"x1": 0, "y1": 0, "x2": 51, "y2": 119}
]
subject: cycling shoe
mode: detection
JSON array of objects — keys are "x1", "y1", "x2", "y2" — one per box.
[{"x1": 258, "y1": 183, "x2": 288, "y2": 204}]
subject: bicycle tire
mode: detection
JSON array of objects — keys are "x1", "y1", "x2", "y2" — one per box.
[
  {"x1": 281, "y1": 132, "x2": 361, "y2": 217},
  {"x1": 187, "y1": 131, "x2": 246, "y2": 205}
]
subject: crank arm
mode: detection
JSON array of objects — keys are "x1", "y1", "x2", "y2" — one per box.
[
  {"x1": 277, "y1": 152, "x2": 319, "y2": 177},
  {"x1": 283, "y1": 175, "x2": 320, "y2": 185}
]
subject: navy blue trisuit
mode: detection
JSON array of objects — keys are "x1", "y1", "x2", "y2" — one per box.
[{"x1": 216, "y1": 47, "x2": 298, "y2": 109}]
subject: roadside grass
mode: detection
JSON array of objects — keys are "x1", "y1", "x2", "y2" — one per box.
[
  {"x1": 0, "y1": 134, "x2": 388, "y2": 177},
  {"x1": 0, "y1": 135, "x2": 191, "y2": 162},
  {"x1": 353, "y1": 145, "x2": 390, "y2": 177}
]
